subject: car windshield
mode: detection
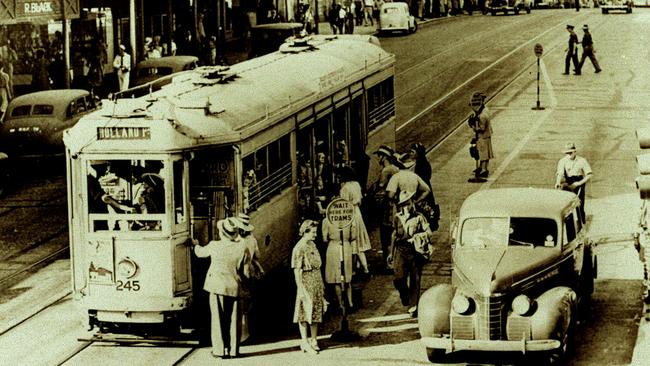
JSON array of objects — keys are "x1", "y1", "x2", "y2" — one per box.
[
  {"x1": 460, "y1": 217, "x2": 558, "y2": 249},
  {"x1": 384, "y1": 7, "x2": 401, "y2": 13}
]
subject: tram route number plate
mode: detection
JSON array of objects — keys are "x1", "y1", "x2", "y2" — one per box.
[
  {"x1": 326, "y1": 198, "x2": 355, "y2": 229},
  {"x1": 116, "y1": 280, "x2": 141, "y2": 291},
  {"x1": 534, "y1": 43, "x2": 543, "y2": 58}
]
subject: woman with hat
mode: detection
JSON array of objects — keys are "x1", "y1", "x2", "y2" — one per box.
[
  {"x1": 235, "y1": 213, "x2": 264, "y2": 343},
  {"x1": 388, "y1": 190, "x2": 432, "y2": 317},
  {"x1": 193, "y1": 217, "x2": 249, "y2": 358},
  {"x1": 292, "y1": 219, "x2": 325, "y2": 354}
]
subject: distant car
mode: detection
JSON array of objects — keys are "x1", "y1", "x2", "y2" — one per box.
[
  {"x1": 133, "y1": 55, "x2": 199, "y2": 88},
  {"x1": 601, "y1": 0, "x2": 633, "y2": 13},
  {"x1": 378, "y1": 2, "x2": 417, "y2": 35},
  {"x1": 419, "y1": 188, "x2": 596, "y2": 364},
  {"x1": 249, "y1": 22, "x2": 304, "y2": 59},
  {"x1": 0, "y1": 89, "x2": 99, "y2": 160},
  {"x1": 488, "y1": 0, "x2": 532, "y2": 14}
]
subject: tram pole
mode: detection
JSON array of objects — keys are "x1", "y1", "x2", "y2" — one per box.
[{"x1": 532, "y1": 43, "x2": 545, "y2": 111}]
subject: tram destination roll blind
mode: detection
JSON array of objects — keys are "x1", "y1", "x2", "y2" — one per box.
[{"x1": 97, "y1": 127, "x2": 151, "y2": 140}]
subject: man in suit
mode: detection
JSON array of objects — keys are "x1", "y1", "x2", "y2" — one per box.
[{"x1": 564, "y1": 24, "x2": 580, "y2": 75}]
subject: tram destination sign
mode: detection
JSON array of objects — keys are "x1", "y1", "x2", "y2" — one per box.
[
  {"x1": 325, "y1": 198, "x2": 354, "y2": 229},
  {"x1": 97, "y1": 127, "x2": 151, "y2": 140}
]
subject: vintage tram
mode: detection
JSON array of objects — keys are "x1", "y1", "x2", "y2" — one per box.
[{"x1": 63, "y1": 35, "x2": 396, "y2": 336}]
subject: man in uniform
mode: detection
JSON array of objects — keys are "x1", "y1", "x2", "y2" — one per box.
[
  {"x1": 579, "y1": 24, "x2": 602, "y2": 74},
  {"x1": 373, "y1": 145, "x2": 400, "y2": 272},
  {"x1": 564, "y1": 24, "x2": 580, "y2": 76},
  {"x1": 554, "y1": 142, "x2": 592, "y2": 222}
]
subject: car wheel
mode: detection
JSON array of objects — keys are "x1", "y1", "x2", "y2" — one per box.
[
  {"x1": 426, "y1": 348, "x2": 447, "y2": 363},
  {"x1": 526, "y1": 6, "x2": 531, "y2": 13},
  {"x1": 413, "y1": 21, "x2": 418, "y2": 33},
  {"x1": 515, "y1": 8, "x2": 520, "y2": 15},
  {"x1": 548, "y1": 319, "x2": 575, "y2": 365},
  {"x1": 602, "y1": 9, "x2": 608, "y2": 14},
  {"x1": 491, "y1": 10, "x2": 496, "y2": 15}
]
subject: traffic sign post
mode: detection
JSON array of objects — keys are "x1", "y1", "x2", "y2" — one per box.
[
  {"x1": 325, "y1": 198, "x2": 360, "y2": 342},
  {"x1": 532, "y1": 43, "x2": 545, "y2": 111}
]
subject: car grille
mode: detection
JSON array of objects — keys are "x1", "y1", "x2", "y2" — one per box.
[
  {"x1": 451, "y1": 315, "x2": 474, "y2": 340},
  {"x1": 507, "y1": 317, "x2": 531, "y2": 340}
]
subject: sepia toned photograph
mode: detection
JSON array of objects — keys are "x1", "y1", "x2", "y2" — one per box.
[{"x1": 0, "y1": 0, "x2": 649, "y2": 365}]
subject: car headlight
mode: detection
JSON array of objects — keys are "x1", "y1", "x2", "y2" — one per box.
[
  {"x1": 117, "y1": 257, "x2": 138, "y2": 279},
  {"x1": 452, "y1": 294, "x2": 474, "y2": 315},
  {"x1": 512, "y1": 294, "x2": 534, "y2": 316}
]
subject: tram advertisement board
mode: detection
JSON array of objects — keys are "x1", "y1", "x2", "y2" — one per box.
[{"x1": 326, "y1": 198, "x2": 354, "y2": 229}]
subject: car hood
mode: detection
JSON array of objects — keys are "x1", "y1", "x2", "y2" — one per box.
[{"x1": 453, "y1": 247, "x2": 558, "y2": 296}]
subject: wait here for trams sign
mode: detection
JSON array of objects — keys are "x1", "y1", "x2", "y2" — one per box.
[{"x1": 326, "y1": 198, "x2": 355, "y2": 230}]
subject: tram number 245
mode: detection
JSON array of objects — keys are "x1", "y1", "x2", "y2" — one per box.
[{"x1": 116, "y1": 280, "x2": 141, "y2": 291}]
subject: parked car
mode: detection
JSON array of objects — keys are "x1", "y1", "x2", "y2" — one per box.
[
  {"x1": 133, "y1": 55, "x2": 199, "y2": 88},
  {"x1": 418, "y1": 188, "x2": 596, "y2": 364},
  {"x1": 0, "y1": 89, "x2": 99, "y2": 160},
  {"x1": 488, "y1": 0, "x2": 532, "y2": 14},
  {"x1": 601, "y1": 0, "x2": 633, "y2": 13},
  {"x1": 249, "y1": 22, "x2": 304, "y2": 59},
  {"x1": 378, "y1": 2, "x2": 417, "y2": 35}
]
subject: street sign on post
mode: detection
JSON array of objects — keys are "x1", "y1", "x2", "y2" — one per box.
[
  {"x1": 325, "y1": 197, "x2": 359, "y2": 343},
  {"x1": 532, "y1": 43, "x2": 545, "y2": 111}
]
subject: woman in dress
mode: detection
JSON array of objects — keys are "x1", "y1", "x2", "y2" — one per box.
[
  {"x1": 292, "y1": 220, "x2": 325, "y2": 354},
  {"x1": 338, "y1": 166, "x2": 371, "y2": 275},
  {"x1": 193, "y1": 217, "x2": 249, "y2": 359},
  {"x1": 323, "y1": 212, "x2": 358, "y2": 312}
]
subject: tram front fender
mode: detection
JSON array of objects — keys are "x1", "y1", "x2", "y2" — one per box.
[{"x1": 418, "y1": 283, "x2": 454, "y2": 337}]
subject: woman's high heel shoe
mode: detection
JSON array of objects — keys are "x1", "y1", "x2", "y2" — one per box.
[
  {"x1": 309, "y1": 338, "x2": 320, "y2": 351},
  {"x1": 300, "y1": 340, "x2": 318, "y2": 354}
]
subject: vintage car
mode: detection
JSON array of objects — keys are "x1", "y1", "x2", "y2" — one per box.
[
  {"x1": 601, "y1": 0, "x2": 633, "y2": 13},
  {"x1": 0, "y1": 89, "x2": 99, "y2": 161},
  {"x1": 378, "y1": 2, "x2": 417, "y2": 35},
  {"x1": 248, "y1": 22, "x2": 304, "y2": 59},
  {"x1": 133, "y1": 55, "x2": 199, "y2": 88},
  {"x1": 418, "y1": 188, "x2": 596, "y2": 364},
  {"x1": 488, "y1": 0, "x2": 532, "y2": 14}
]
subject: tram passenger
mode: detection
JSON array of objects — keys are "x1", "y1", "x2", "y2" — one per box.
[
  {"x1": 235, "y1": 213, "x2": 264, "y2": 343},
  {"x1": 87, "y1": 161, "x2": 133, "y2": 231},
  {"x1": 292, "y1": 219, "x2": 325, "y2": 354},
  {"x1": 338, "y1": 167, "x2": 371, "y2": 276},
  {"x1": 193, "y1": 217, "x2": 249, "y2": 359},
  {"x1": 388, "y1": 190, "x2": 432, "y2": 318},
  {"x1": 372, "y1": 145, "x2": 399, "y2": 271},
  {"x1": 315, "y1": 151, "x2": 334, "y2": 216},
  {"x1": 323, "y1": 211, "x2": 357, "y2": 312}
]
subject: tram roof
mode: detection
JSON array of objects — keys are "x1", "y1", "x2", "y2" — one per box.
[{"x1": 65, "y1": 35, "x2": 395, "y2": 155}]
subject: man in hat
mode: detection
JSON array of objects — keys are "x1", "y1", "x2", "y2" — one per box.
[
  {"x1": 112, "y1": 44, "x2": 131, "y2": 91},
  {"x1": 555, "y1": 142, "x2": 592, "y2": 221},
  {"x1": 234, "y1": 213, "x2": 263, "y2": 343},
  {"x1": 468, "y1": 91, "x2": 494, "y2": 179},
  {"x1": 564, "y1": 25, "x2": 580, "y2": 75},
  {"x1": 373, "y1": 145, "x2": 400, "y2": 269},
  {"x1": 193, "y1": 217, "x2": 249, "y2": 358},
  {"x1": 579, "y1": 24, "x2": 601, "y2": 74}
]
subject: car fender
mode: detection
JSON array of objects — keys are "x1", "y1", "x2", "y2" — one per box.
[
  {"x1": 529, "y1": 286, "x2": 576, "y2": 340},
  {"x1": 418, "y1": 283, "x2": 454, "y2": 337}
]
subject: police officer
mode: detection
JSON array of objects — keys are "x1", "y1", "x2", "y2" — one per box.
[
  {"x1": 579, "y1": 24, "x2": 602, "y2": 74},
  {"x1": 564, "y1": 25, "x2": 580, "y2": 75},
  {"x1": 554, "y1": 142, "x2": 592, "y2": 222}
]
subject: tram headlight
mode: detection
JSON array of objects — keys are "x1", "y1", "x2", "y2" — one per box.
[
  {"x1": 452, "y1": 294, "x2": 474, "y2": 315},
  {"x1": 117, "y1": 257, "x2": 138, "y2": 279},
  {"x1": 512, "y1": 295, "x2": 534, "y2": 316}
]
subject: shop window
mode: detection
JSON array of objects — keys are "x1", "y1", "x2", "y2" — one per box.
[{"x1": 242, "y1": 134, "x2": 292, "y2": 212}]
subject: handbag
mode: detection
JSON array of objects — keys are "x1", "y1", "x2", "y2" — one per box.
[{"x1": 469, "y1": 137, "x2": 479, "y2": 160}]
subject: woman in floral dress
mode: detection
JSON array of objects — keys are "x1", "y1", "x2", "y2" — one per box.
[{"x1": 292, "y1": 219, "x2": 325, "y2": 354}]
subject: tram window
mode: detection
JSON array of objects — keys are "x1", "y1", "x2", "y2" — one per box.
[
  {"x1": 87, "y1": 159, "x2": 166, "y2": 232},
  {"x1": 174, "y1": 160, "x2": 185, "y2": 224},
  {"x1": 242, "y1": 134, "x2": 292, "y2": 212},
  {"x1": 367, "y1": 77, "x2": 395, "y2": 132}
]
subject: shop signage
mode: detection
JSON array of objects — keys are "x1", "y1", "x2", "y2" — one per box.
[
  {"x1": 97, "y1": 127, "x2": 152, "y2": 140},
  {"x1": 1, "y1": 0, "x2": 79, "y2": 22}
]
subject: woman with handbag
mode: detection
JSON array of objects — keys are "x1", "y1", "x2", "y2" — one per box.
[
  {"x1": 387, "y1": 190, "x2": 432, "y2": 318},
  {"x1": 292, "y1": 220, "x2": 326, "y2": 354}
]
